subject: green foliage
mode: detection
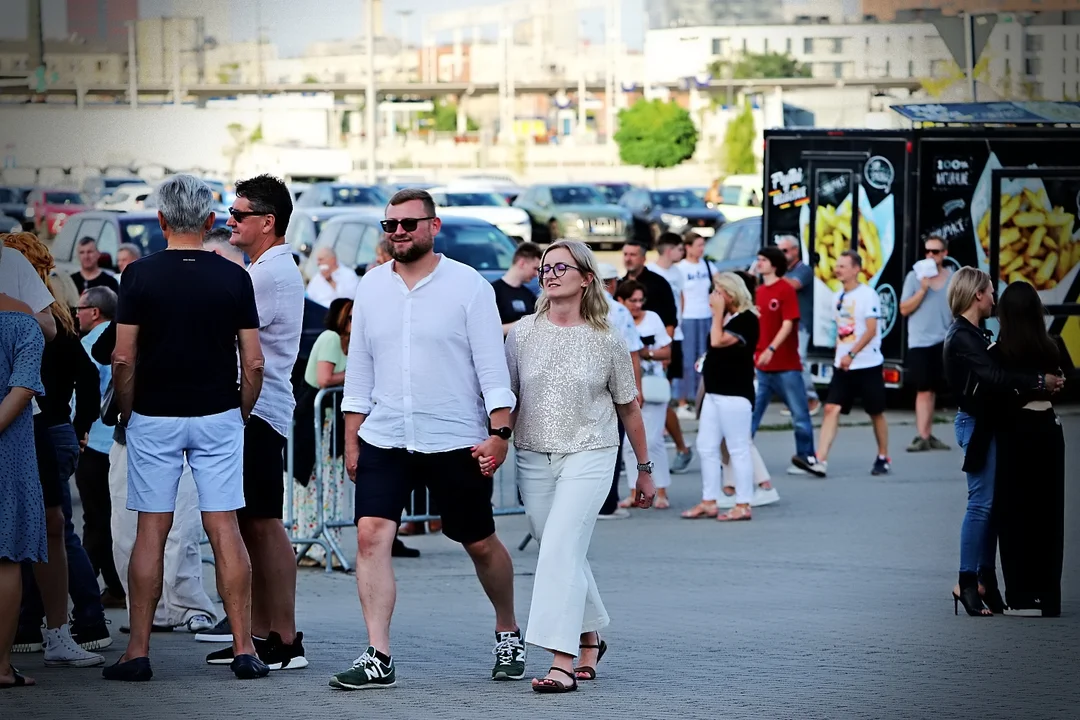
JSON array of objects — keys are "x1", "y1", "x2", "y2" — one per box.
[
  {"x1": 613, "y1": 99, "x2": 698, "y2": 170},
  {"x1": 722, "y1": 101, "x2": 757, "y2": 176},
  {"x1": 302, "y1": 74, "x2": 319, "y2": 84},
  {"x1": 711, "y1": 52, "x2": 811, "y2": 80},
  {"x1": 420, "y1": 99, "x2": 479, "y2": 132}
]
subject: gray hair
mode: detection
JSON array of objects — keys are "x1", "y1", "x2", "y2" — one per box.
[
  {"x1": 83, "y1": 286, "x2": 117, "y2": 320},
  {"x1": 203, "y1": 233, "x2": 244, "y2": 264},
  {"x1": 156, "y1": 174, "x2": 214, "y2": 234},
  {"x1": 117, "y1": 242, "x2": 142, "y2": 259},
  {"x1": 204, "y1": 226, "x2": 232, "y2": 244}
]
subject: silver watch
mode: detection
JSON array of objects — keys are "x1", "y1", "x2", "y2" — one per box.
[{"x1": 636, "y1": 460, "x2": 654, "y2": 474}]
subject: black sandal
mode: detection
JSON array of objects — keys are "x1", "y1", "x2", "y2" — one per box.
[
  {"x1": 574, "y1": 638, "x2": 608, "y2": 680},
  {"x1": 532, "y1": 666, "x2": 578, "y2": 693},
  {"x1": 0, "y1": 667, "x2": 31, "y2": 690}
]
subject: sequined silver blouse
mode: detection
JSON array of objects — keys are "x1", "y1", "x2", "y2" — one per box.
[{"x1": 505, "y1": 313, "x2": 638, "y2": 453}]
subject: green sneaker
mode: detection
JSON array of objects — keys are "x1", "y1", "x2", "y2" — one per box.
[
  {"x1": 491, "y1": 630, "x2": 526, "y2": 680},
  {"x1": 329, "y1": 647, "x2": 396, "y2": 690}
]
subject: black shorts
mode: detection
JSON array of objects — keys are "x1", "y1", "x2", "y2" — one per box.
[
  {"x1": 238, "y1": 415, "x2": 286, "y2": 520},
  {"x1": 354, "y1": 440, "x2": 495, "y2": 545},
  {"x1": 907, "y1": 343, "x2": 946, "y2": 393},
  {"x1": 33, "y1": 416, "x2": 62, "y2": 509},
  {"x1": 826, "y1": 365, "x2": 887, "y2": 416},
  {"x1": 667, "y1": 340, "x2": 683, "y2": 381}
]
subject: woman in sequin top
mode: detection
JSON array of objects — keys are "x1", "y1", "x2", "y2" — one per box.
[{"x1": 504, "y1": 240, "x2": 654, "y2": 694}]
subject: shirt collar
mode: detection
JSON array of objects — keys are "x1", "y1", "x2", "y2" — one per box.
[{"x1": 250, "y1": 243, "x2": 291, "y2": 266}]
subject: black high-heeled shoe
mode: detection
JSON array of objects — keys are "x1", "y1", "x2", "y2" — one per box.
[
  {"x1": 954, "y1": 573, "x2": 992, "y2": 617},
  {"x1": 978, "y1": 571, "x2": 1007, "y2": 614}
]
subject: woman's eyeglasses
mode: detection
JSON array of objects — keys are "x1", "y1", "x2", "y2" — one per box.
[
  {"x1": 380, "y1": 217, "x2": 434, "y2": 233},
  {"x1": 539, "y1": 262, "x2": 581, "y2": 279}
]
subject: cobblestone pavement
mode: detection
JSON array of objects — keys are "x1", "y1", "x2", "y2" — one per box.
[{"x1": 5, "y1": 416, "x2": 1078, "y2": 720}]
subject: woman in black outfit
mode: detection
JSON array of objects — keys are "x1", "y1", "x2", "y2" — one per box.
[{"x1": 991, "y1": 281, "x2": 1068, "y2": 617}]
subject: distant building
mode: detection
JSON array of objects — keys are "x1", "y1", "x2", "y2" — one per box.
[
  {"x1": 862, "y1": 0, "x2": 1078, "y2": 22},
  {"x1": 646, "y1": 0, "x2": 854, "y2": 28},
  {"x1": 66, "y1": 0, "x2": 138, "y2": 51},
  {"x1": 0, "y1": 39, "x2": 124, "y2": 84}
]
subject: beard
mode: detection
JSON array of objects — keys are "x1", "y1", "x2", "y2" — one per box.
[{"x1": 388, "y1": 234, "x2": 434, "y2": 263}]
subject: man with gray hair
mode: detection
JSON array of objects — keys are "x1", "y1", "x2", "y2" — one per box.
[
  {"x1": 203, "y1": 226, "x2": 245, "y2": 266},
  {"x1": 116, "y1": 243, "x2": 142, "y2": 274},
  {"x1": 105, "y1": 174, "x2": 269, "y2": 681}
]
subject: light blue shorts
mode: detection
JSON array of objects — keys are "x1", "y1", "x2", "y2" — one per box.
[{"x1": 126, "y1": 408, "x2": 245, "y2": 513}]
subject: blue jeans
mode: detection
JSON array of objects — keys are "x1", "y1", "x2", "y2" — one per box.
[
  {"x1": 751, "y1": 369, "x2": 816, "y2": 458},
  {"x1": 955, "y1": 412, "x2": 997, "y2": 575},
  {"x1": 680, "y1": 318, "x2": 711, "y2": 402},
  {"x1": 20, "y1": 424, "x2": 107, "y2": 630}
]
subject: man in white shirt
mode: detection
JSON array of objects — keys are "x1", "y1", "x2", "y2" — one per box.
[
  {"x1": 305, "y1": 247, "x2": 359, "y2": 307},
  {"x1": 213, "y1": 175, "x2": 308, "y2": 672},
  {"x1": 331, "y1": 189, "x2": 523, "y2": 691},
  {"x1": 814, "y1": 250, "x2": 890, "y2": 477}
]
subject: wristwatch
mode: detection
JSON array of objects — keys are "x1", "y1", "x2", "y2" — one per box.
[
  {"x1": 488, "y1": 425, "x2": 512, "y2": 440},
  {"x1": 848, "y1": 351, "x2": 857, "y2": 359},
  {"x1": 636, "y1": 460, "x2": 654, "y2": 474},
  {"x1": 767, "y1": 345, "x2": 776, "y2": 352}
]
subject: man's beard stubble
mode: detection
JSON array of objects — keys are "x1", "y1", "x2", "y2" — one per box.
[{"x1": 389, "y1": 234, "x2": 434, "y2": 264}]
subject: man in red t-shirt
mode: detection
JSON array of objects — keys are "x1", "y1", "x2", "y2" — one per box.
[{"x1": 751, "y1": 246, "x2": 823, "y2": 475}]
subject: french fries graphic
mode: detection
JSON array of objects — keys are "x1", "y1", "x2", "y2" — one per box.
[
  {"x1": 977, "y1": 186, "x2": 1078, "y2": 291},
  {"x1": 812, "y1": 199, "x2": 884, "y2": 292}
]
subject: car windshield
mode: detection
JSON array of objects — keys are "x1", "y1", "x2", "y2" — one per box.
[
  {"x1": 44, "y1": 192, "x2": 86, "y2": 205},
  {"x1": 650, "y1": 191, "x2": 706, "y2": 209},
  {"x1": 440, "y1": 193, "x2": 508, "y2": 207},
  {"x1": 596, "y1": 185, "x2": 630, "y2": 203},
  {"x1": 550, "y1": 186, "x2": 606, "y2": 205},
  {"x1": 104, "y1": 178, "x2": 140, "y2": 190},
  {"x1": 719, "y1": 185, "x2": 743, "y2": 205},
  {"x1": 332, "y1": 186, "x2": 387, "y2": 206},
  {"x1": 435, "y1": 225, "x2": 516, "y2": 272}
]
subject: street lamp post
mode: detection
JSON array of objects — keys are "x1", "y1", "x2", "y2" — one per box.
[
  {"x1": 126, "y1": 20, "x2": 138, "y2": 110},
  {"x1": 365, "y1": 0, "x2": 378, "y2": 184}
]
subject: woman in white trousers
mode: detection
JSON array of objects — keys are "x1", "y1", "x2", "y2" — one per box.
[
  {"x1": 694, "y1": 272, "x2": 761, "y2": 522},
  {"x1": 504, "y1": 240, "x2": 654, "y2": 694}
]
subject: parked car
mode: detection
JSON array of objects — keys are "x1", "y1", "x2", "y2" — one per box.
[
  {"x1": 714, "y1": 174, "x2": 764, "y2": 221},
  {"x1": 304, "y1": 210, "x2": 516, "y2": 282},
  {"x1": 51, "y1": 210, "x2": 229, "y2": 274},
  {"x1": 619, "y1": 188, "x2": 727, "y2": 244},
  {"x1": 26, "y1": 188, "x2": 90, "y2": 239},
  {"x1": 0, "y1": 186, "x2": 33, "y2": 229},
  {"x1": 593, "y1": 182, "x2": 634, "y2": 204},
  {"x1": 513, "y1": 184, "x2": 633, "y2": 247},
  {"x1": 82, "y1": 175, "x2": 143, "y2": 203},
  {"x1": 703, "y1": 215, "x2": 762, "y2": 273},
  {"x1": 294, "y1": 182, "x2": 388, "y2": 208},
  {"x1": 428, "y1": 187, "x2": 532, "y2": 243},
  {"x1": 1, "y1": 213, "x2": 22, "y2": 232},
  {"x1": 286, "y1": 206, "x2": 376, "y2": 264},
  {"x1": 451, "y1": 176, "x2": 525, "y2": 204},
  {"x1": 96, "y1": 183, "x2": 155, "y2": 211}
]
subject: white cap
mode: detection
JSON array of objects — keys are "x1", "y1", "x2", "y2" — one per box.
[{"x1": 597, "y1": 262, "x2": 620, "y2": 281}]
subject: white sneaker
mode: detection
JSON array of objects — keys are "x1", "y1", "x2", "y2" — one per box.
[
  {"x1": 185, "y1": 614, "x2": 215, "y2": 634},
  {"x1": 779, "y1": 407, "x2": 792, "y2": 417},
  {"x1": 675, "y1": 405, "x2": 696, "y2": 421},
  {"x1": 597, "y1": 508, "x2": 630, "y2": 520},
  {"x1": 43, "y1": 624, "x2": 105, "y2": 667},
  {"x1": 752, "y1": 486, "x2": 781, "y2": 507},
  {"x1": 786, "y1": 465, "x2": 809, "y2": 475}
]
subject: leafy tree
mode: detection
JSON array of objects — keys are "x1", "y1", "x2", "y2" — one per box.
[
  {"x1": 711, "y1": 52, "x2": 811, "y2": 80},
  {"x1": 420, "y1": 98, "x2": 479, "y2": 132},
  {"x1": 722, "y1": 101, "x2": 757, "y2": 176},
  {"x1": 613, "y1": 99, "x2": 698, "y2": 170}
]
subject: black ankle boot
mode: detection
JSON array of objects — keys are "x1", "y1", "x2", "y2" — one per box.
[
  {"x1": 978, "y1": 570, "x2": 1006, "y2": 614},
  {"x1": 954, "y1": 572, "x2": 990, "y2": 617}
]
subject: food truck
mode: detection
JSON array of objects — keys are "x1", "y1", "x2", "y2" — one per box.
[{"x1": 762, "y1": 102, "x2": 1080, "y2": 388}]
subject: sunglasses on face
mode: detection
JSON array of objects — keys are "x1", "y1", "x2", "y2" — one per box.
[
  {"x1": 539, "y1": 262, "x2": 581, "y2": 279},
  {"x1": 227, "y1": 207, "x2": 268, "y2": 222},
  {"x1": 380, "y1": 217, "x2": 434, "y2": 233},
  {"x1": 925, "y1": 247, "x2": 944, "y2": 255}
]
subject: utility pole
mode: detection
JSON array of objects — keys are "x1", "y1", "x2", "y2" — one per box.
[
  {"x1": 963, "y1": 12, "x2": 977, "y2": 102},
  {"x1": 365, "y1": 0, "x2": 378, "y2": 184},
  {"x1": 127, "y1": 21, "x2": 138, "y2": 109}
]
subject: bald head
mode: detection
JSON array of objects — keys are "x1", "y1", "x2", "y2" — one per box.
[{"x1": 316, "y1": 246, "x2": 339, "y2": 278}]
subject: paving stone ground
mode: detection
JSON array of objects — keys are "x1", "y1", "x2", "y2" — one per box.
[{"x1": 4, "y1": 414, "x2": 1079, "y2": 720}]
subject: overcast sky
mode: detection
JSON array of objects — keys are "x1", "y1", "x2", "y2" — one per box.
[{"x1": 0, "y1": 0, "x2": 648, "y2": 55}]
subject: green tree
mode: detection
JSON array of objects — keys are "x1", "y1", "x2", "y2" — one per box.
[
  {"x1": 613, "y1": 99, "x2": 698, "y2": 171},
  {"x1": 722, "y1": 101, "x2": 757, "y2": 176},
  {"x1": 420, "y1": 98, "x2": 479, "y2": 132},
  {"x1": 710, "y1": 52, "x2": 811, "y2": 80}
]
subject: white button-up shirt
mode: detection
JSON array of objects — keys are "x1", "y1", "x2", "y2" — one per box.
[
  {"x1": 249, "y1": 244, "x2": 305, "y2": 437},
  {"x1": 342, "y1": 256, "x2": 516, "y2": 453},
  {"x1": 306, "y1": 266, "x2": 360, "y2": 308}
]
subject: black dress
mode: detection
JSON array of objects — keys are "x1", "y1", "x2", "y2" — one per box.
[{"x1": 991, "y1": 340, "x2": 1069, "y2": 617}]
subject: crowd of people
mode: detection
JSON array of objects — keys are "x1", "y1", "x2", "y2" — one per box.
[{"x1": 0, "y1": 174, "x2": 1071, "y2": 692}]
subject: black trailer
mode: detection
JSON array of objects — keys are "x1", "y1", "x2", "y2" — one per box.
[{"x1": 763, "y1": 114, "x2": 1080, "y2": 388}]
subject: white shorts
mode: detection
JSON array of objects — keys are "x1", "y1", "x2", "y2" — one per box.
[{"x1": 125, "y1": 408, "x2": 245, "y2": 513}]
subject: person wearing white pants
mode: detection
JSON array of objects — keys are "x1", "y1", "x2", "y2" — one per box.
[
  {"x1": 691, "y1": 272, "x2": 761, "y2": 522},
  {"x1": 503, "y1": 240, "x2": 654, "y2": 694},
  {"x1": 108, "y1": 439, "x2": 218, "y2": 631}
]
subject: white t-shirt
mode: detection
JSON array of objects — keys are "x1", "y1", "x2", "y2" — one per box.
[
  {"x1": 646, "y1": 261, "x2": 684, "y2": 341},
  {"x1": 678, "y1": 258, "x2": 713, "y2": 320},
  {"x1": 832, "y1": 283, "x2": 883, "y2": 370},
  {"x1": 632, "y1": 310, "x2": 672, "y2": 378}
]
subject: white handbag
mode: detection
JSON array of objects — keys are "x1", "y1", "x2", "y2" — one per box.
[{"x1": 641, "y1": 374, "x2": 671, "y2": 404}]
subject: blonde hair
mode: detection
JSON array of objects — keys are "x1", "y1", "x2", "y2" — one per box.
[
  {"x1": 534, "y1": 240, "x2": 610, "y2": 331},
  {"x1": 712, "y1": 271, "x2": 755, "y2": 314},
  {"x1": 2, "y1": 232, "x2": 76, "y2": 336},
  {"x1": 947, "y1": 266, "x2": 992, "y2": 318}
]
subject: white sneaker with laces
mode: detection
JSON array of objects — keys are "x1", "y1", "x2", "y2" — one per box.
[{"x1": 43, "y1": 624, "x2": 105, "y2": 667}]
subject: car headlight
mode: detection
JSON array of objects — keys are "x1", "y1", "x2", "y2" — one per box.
[
  {"x1": 25, "y1": 207, "x2": 34, "y2": 218},
  {"x1": 661, "y1": 213, "x2": 688, "y2": 228}
]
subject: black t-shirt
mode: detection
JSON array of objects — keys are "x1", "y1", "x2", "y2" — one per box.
[
  {"x1": 623, "y1": 267, "x2": 677, "y2": 330},
  {"x1": 491, "y1": 279, "x2": 537, "y2": 325},
  {"x1": 702, "y1": 310, "x2": 760, "y2": 406},
  {"x1": 115, "y1": 250, "x2": 259, "y2": 418},
  {"x1": 39, "y1": 322, "x2": 101, "y2": 437},
  {"x1": 72, "y1": 271, "x2": 120, "y2": 296}
]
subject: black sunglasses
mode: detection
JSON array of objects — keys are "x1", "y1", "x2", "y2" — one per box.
[
  {"x1": 228, "y1": 207, "x2": 269, "y2": 222},
  {"x1": 380, "y1": 217, "x2": 434, "y2": 233},
  {"x1": 925, "y1": 247, "x2": 944, "y2": 255},
  {"x1": 539, "y1": 262, "x2": 581, "y2": 279}
]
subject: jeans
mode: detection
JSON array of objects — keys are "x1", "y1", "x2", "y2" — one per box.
[
  {"x1": 680, "y1": 318, "x2": 711, "y2": 402},
  {"x1": 955, "y1": 411, "x2": 997, "y2": 575},
  {"x1": 797, "y1": 328, "x2": 820, "y2": 401},
  {"x1": 751, "y1": 370, "x2": 816, "y2": 458},
  {"x1": 20, "y1": 423, "x2": 107, "y2": 630}
]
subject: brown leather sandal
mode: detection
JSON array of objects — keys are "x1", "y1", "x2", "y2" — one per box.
[
  {"x1": 532, "y1": 666, "x2": 578, "y2": 693},
  {"x1": 574, "y1": 638, "x2": 608, "y2": 680},
  {"x1": 681, "y1": 502, "x2": 718, "y2": 519}
]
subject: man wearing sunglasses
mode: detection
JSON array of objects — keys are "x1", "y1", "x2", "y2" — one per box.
[
  {"x1": 899, "y1": 235, "x2": 953, "y2": 452},
  {"x1": 332, "y1": 188, "x2": 523, "y2": 691}
]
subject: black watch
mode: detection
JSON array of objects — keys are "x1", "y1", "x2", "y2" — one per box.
[
  {"x1": 489, "y1": 425, "x2": 512, "y2": 440},
  {"x1": 636, "y1": 460, "x2": 654, "y2": 474}
]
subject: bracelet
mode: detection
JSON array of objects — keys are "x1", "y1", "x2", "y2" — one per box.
[{"x1": 767, "y1": 345, "x2": 776, "y2": 352}]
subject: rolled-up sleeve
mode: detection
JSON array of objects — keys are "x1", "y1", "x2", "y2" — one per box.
[
  {"x1": 467, "y1": 280, "x2": 517, "y2": 415},
  {"x1": 341, "y1": 298, "x2": 374, "y2": 414}
]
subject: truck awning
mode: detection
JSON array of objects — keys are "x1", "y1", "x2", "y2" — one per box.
[{"x1": 891, "y1": 102, "x2": 1080, "y2": 125}]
